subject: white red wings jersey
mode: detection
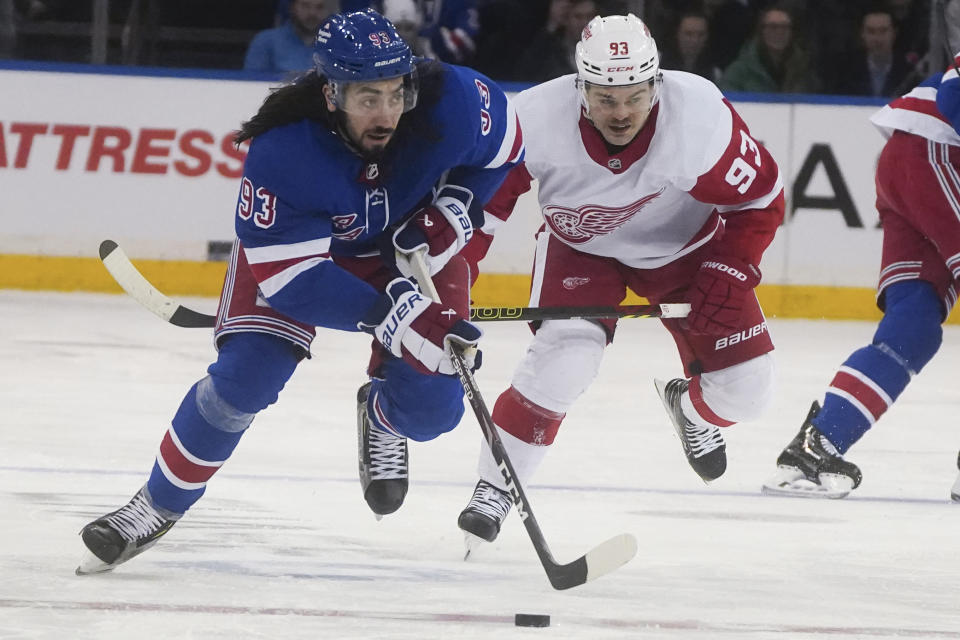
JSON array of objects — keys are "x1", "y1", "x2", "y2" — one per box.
[
  {"x1": 870, "y1": 72, "x2": 960, "y2": 145},
  {"x1": 483, "y1": 70, "x2": 783, "y2": 269}
]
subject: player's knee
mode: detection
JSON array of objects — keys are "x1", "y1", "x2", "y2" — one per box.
[
  {"x1": 387, "y1": 375, "x2": 465, "y2": 442},
  {"x1": 512, "y1": 319, "x2": 607, "y2": 413},
  {"x1": 699, "y1": 353, "x2": 775, "y2": 423},
  {"x1": 875, "y1": 281, "x2": 943, "y2": 373},
  {"x1": 193, "y1": 375, "x2": 255, "y2": 433},
  {"x1": 207, "y1": 333, "x2": 302, "y2": 414}
]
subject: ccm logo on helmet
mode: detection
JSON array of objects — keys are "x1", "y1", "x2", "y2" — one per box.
[
  {"x1": 606, "y1": 66, "x2": 635, "y2": 72},
  {"x1": 701, "y1": 260, "x2": 748, "y2": 282}
]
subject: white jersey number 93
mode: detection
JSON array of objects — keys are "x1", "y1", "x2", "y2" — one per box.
[{"x1": 724, "y1": 130, "x2": 762, "y2": 195}]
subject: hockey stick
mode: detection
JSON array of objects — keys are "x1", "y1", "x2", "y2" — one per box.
[
  {"x1": 99, "y1": 240, "x2": 688, "y2": 328},
  {"x1": 99, "y1": 240, "x2": 217, "y2": 328},
  {"x1": 405, "y1": 251, "x2": 638, "y2": 591},
  {"x1": 470, "y1": 302, "x2": 688, "y2": 321}
]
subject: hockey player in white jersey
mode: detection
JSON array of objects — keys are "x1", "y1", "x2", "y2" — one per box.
[{"x1": 456, "y1": 14, "x2": 785, "y2": 550}]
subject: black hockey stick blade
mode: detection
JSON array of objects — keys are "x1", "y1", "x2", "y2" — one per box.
[
  {"x1": 98, "y1": 240, "x2": 217, "y2": 328},
  {"x1": 406, "y1": 251, "x2": 638, "y2": 590}
]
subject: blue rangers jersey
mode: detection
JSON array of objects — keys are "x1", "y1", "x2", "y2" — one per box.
[{"x1": 233, "y1": 61, "x2": 523, "y2": 331}]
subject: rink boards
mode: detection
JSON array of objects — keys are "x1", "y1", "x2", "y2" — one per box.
[{"x1": 0, "y1": 63, "x2": 905, "y2": 322}]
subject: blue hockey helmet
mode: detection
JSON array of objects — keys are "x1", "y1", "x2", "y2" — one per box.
[{"x1": 314, "y1": 9, "x2": 414, "y2": 83}]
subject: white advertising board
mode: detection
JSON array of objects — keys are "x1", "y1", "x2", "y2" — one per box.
[{"x1": 1, "y1": 67, "x2": 890, "y2": 288}]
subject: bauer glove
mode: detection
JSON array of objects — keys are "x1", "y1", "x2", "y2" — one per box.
[
  {"x1": 393, "y1": 192, "x2": 474, "y2": 277},
  {"x1": 358, "y1": 277, "x2": 481, "y2": 375}
]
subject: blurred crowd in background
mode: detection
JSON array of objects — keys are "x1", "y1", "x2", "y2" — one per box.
[{"x1": 0, "y1": 0, "x2": 955, "y2": 97}]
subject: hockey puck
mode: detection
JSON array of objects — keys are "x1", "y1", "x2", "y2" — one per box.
[{"x1": 515, "y1": 613, "x2": 551, "y2": 627}]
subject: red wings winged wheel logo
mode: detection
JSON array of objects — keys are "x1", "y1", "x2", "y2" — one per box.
[{"x1": 543, "y1": 188, "x2": 665, "y2": 244}]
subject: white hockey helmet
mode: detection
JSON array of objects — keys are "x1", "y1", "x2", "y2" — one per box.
[{"x1": 575, "y1": 14, "x2": 661, "y2": 108}]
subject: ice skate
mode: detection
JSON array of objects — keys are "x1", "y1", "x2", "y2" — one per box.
[
  {"x1": 76, "y1": 487, "x2": 177, "y2": 575},
  {"x1": 654, "y1": 378, "x2": 727, "y2": 482},
  {"x1": 762, "y1": 401, "x2": 863, "y2": 499},
  {"x1": 951, "y1": 450, "x2": 960, "y2": 503},
  {"x1": 357, "y1": 382, "x2": 408, "y2": 518},
  {"x1": 457, "y1": 480, "x2": 513, "y2": 559}
]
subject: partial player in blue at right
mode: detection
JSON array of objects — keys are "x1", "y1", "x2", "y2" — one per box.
[{"x1": 763, "y1": 56, "x2": 960, "y2": 501}]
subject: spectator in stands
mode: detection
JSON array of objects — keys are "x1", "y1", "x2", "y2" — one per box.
[
  {"x1": 472, "y1": 0, "x2": 556, "y2": 81},
  {"x1": 243, "y1": 0, "x2": 330, "y2": 73},
  {"x1": 886, "y1": 0, "x2": 929, "y2": 65},
  {"x1": 419, "y1": 0, "x2": 479, "y2": 63},
  {"x1": 659, "y1": 11, "x2": 720, "y2": 82},
  {"x1": 383, "y1": 0, "x2": 425, "y2": 55},
  {"x1": 831, "y1": 7, "x2": 916, "y2": 97},
  {"x1": 719, "y1": 5, "x2": 821, "y2": 94},
  {"x1": 0, "y1": 0, "x2": 15, "y2": 57},
  {"x1": 949, "y1": 0, "x2": 960, "y2": 57},
  {"x1": 702, "y1": 0, "x2": 760, "y2": 71},
  {"x1": 515, "y1": 0, "x2": 595, "y2": 82},
  {"x1": 343, "y1": 0, "x2": 479, "y2": 64}
]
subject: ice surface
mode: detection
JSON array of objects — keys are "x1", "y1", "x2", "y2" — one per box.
[{"x1": 2, "y1": 290, "x2": 959, "y2": 639}]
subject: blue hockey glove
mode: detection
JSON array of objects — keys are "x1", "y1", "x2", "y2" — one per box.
[
  {"x1": 393, "y1": 195, "x2": 474, "y2": 277},
  {"x1": 358, "y1": 278, "x2": 482, "y2": 375}
]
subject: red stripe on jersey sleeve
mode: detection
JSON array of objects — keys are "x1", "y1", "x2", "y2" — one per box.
[
  {"x1": 891, "y1": 96, "x2": 951, "y2": 124},
  {"x1": 458, "y1": 163, "x2": 533, "y2": 271},
  {"x1": 712, "y1": 191, "x2": 785, "y2": 265},
  {"x1": 486, "y1": 162, "x2": 533, "y2": 223},
  {"x1": 689, "y1": 100, "x2": 780, "y2": 207}
]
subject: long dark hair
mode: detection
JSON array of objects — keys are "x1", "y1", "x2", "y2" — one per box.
[
  {"x1": 234, "y1": 70, "x2": 331, "y2": 144},
  {"x1": 234, "y1": 60, "x2": 446, "y2": 147}
]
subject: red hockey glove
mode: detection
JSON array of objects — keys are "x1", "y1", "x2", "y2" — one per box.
[
  {"x1": 682, "y1": 257, "x2": 761, "y2": 336},
  {"x1": 358, "y1": 278, "x2": 481, "y2": 375},
  {"x1": 393, "y1": 195, "x2": 474, "y2": 277}
]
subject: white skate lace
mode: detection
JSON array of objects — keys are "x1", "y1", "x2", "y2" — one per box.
[
  {"x1": 683, "y1": 422, "x2": 725, "y2": 458},
  {"x1": 466, "y1": 481, "x2": 512, "y2": 523},
  {"x1": 368, "y1": 427, "x2": 408, "y2": 480},
  {"x1": 817, "y1": 433, "x2": 842, "y2": 457},
  {"x1": 104, "y1": 492, "x2": 167, "y2": 543}
]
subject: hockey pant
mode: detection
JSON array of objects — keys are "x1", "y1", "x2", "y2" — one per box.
[
  {"x1": 476, "y1": 319, "x2": 775, "y2": 491},
  {"x1": 145, "y1": 331, "x2": 465, "y2": 516},
  {"x1": 813, "y1": 280, "x2": 943, "y2": 453}
]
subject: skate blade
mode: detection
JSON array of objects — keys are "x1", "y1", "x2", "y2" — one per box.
[
  {"x1": 951, "y1": 475, "x2": 960, "y2": 502},
  {"x1": 462, "y1": 532, "x2": 486, "y2": 561},
  {"x1": 75, "y1": 550, "x2": 115, "y2": 576},
  {"x1": 761, "y1": 466, "x2": 852, "y2": 499}
]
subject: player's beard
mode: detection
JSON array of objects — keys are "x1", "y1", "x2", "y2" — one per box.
[
  {"x1": 357, "y1": 127, "x2": 395, "y2": 159},
  {"x1": 332, "y1": 111, "x2": 395, "y2": 160}
]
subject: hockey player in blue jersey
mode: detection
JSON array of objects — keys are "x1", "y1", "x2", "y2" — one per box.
[
  {"x1": 76, "y1": 8, "x2": 523, "y2": 574},
  {"x1": 763, "y1": 60, "x2": 960, "y2": 500}
]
